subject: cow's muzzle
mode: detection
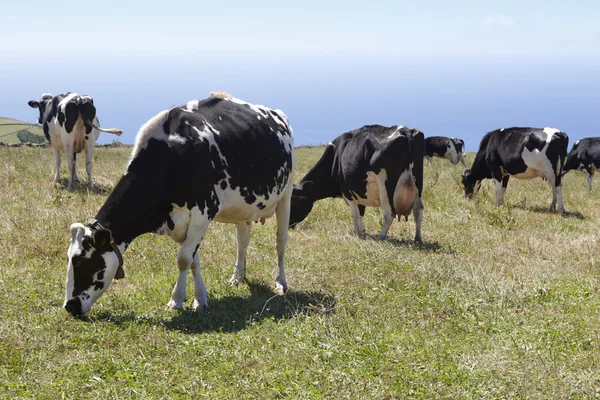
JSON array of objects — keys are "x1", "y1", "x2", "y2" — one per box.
[{"x1": 64, "y1": 298, "x2": 83, "y2": 316}]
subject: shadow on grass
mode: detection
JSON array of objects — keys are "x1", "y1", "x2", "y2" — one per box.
[
  {"x1": 363, "y1": 234, "x2": 454, "y2": 254},
  {"x1": 512, "y1": 204, "x2": 586, "y2": 220},
  {"x1": 88, "y1": 279, "x2": 336, "y2": 334},
  {"x1": 54, "y1": 178, "x2": 112, "y2": 194}
]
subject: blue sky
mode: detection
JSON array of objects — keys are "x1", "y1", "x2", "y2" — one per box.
[{"x1": 1, "y1": 1, "x2": 599, "y2": 148}]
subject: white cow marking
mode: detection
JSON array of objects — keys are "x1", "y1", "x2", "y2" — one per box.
[{"x1": 387, "y1": 126, "x2": 405, "y2": 139}]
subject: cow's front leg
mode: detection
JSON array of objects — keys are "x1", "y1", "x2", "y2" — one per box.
[
  {"x1": 585, "y1": 167, "x2": 594, "y2": 191},
  {"x1": 344, "y1": 198, "x2": 365, "y2": 235},
  {"x1": 274, "y1": 188, "x2": 292, "y2": 294},
  {"x1": 190, "y1": 250, "x2": 208, "y2": 312},
  {"x1": 85, "y1": 144, "x2": 94, "y2": 189},
  {"x1": 52, "y1": 147, "x2": 61, "y2": 183},
  {"x1": 494, "y1": 176, "x2": 509, "y2": 205},
  {"x1": 168, "y1": 213, "x2": 211, "y2": 311},
  {"x1": 547, "y1": 174, "x2": 564, "y2": 213},
  {"x1": 229, "y1": 222, "x2": 251, "y2": 286}
]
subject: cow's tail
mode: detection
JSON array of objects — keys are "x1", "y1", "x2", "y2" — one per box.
[{"x1": 84, "y1": 119, "x2": 123, "y2": 136}]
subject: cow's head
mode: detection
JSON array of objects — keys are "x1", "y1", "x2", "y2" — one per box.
[
  {"x1": 64, "y1": 221, "x2": 125, "y2": 316},
  {"x1": 27, "y1": 93, "x2": 53, "y2": 124},
  {"x1": 461, "y1": 169, "x2": 481, "y2": 198},
  {"x1": 289, "y1": 181, "x2": 315, "y2": 228}
]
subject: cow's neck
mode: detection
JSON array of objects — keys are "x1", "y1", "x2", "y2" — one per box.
[
  {"x1": 301, "y1": 145, "x2": 342, "y2": 201},
  {"x1": 469, "y1": 153, "x2": 490, "y2": 182},
  {"x1": 95, "y1": 145, "x2": 171, "y2": 246}
]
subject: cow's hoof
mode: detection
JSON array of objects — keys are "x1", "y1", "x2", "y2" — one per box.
[
  {"x1": 275, "y1": 282, "x2": 288, "y2": 295},
  {"x1": 228, "y1": 274, "x2": 244, "y2": 286},
  {"x1": 414, "y1": 236, "x2": 423, "y2": 244},
  {"x1": 193, "y1": 301, "x2": 209, "y2": 312},
  {"x1": 166, "y1": 300, "x2": 184, "y2": 311}
]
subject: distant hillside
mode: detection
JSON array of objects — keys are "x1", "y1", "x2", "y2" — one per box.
[{"x1": 0, "y1": 118, "x2": 45, "y2": 144}]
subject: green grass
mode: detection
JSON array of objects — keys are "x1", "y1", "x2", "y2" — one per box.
[
  {"x1": 0, "y1": 118, "x2": 44, "y2": 144},
  {"x1": 1, "y1": 146, "x2": 600, "y2": 399}
]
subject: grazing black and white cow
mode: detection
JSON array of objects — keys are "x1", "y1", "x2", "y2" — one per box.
[
  {"x1": 289, "y1": 125, "x2": 424, "y2": 242},
  {"x1": 28, "y1": 93, "x2": 123, "y2": 189},
  {"x1": 425, "y1": 136, "x2": 466, "y2": 166},
  {"x1": 462, "y1": 127, "x2": 569, "y2": 212},
  {"x1": 563, "y1": 138, "x2": 600, "y2": 190},
  {"x1": 63, "y1": 92, "x2": 295, "y2": 316}
]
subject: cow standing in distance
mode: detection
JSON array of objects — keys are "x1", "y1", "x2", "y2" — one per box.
[
  {"x1": 425, "y1": 136, "x2": 466, "y2": 166},
  {"x1": 563, "y1": 138, "x2": 600, "y2": 190},
  {"x1": 64, "y1": 92, "x2": 295, "y2": 316},
  {"x1": 28, "y1": 93, "x2": 123, "y2": 189},
  {"x1": 462, "y1": 127, "x2": 569, "y2": 212},
  {"x1": 289, "y1": 125, "x2": 424, "y2": 242}
]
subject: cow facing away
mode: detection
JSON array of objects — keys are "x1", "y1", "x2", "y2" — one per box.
[
  {"x1": 28, "y1": 93, "x2": 123, "y2": 189},
  {"x1": 64, "y1": 92, "x2": 295, "y2": 316},
  {"x1": 425, "y1": 136, "x2": 466, "y2": 166},
  {"x1": 462, "y1": 127, "x2": 569, "y2": 212},
  {"x1": 563, "y1": 138, "x2": 600, "y2": 190},
  {"x1": 290, "y1": 125, "x2": 424, "y2": 242}
]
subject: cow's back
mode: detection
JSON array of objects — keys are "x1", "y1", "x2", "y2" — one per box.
[{"x1": 130, "y1": 96, "x2": 295, "y2": 224}]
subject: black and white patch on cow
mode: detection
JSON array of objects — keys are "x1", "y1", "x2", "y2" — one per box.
[
  {"x1": 28, "y1": 92, "x2": 122, "y2": 189},
  {"x1": 462, "y1": 127, "x2": 569, "y2": 212},
  {"x1": 425, "y1": 136, "x2": 466, "y2": 166},
  {"x1": 64, "y1": 92, "x2": 295, "y2": 316},
  {"x1": 563, "y1": 137, "x2": 600, "y2": 190},
  {"x1": 289, "y1": 125, "x2": 424, "y2": 242}
]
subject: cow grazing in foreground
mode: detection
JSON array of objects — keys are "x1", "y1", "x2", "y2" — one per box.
[
  {"x1": 425, "y1": 136, "x2": 466, "y2": 166},
  {"x1": 462, "y1": 127, "x2": 569, "y2": 212},
  {"x1": 64, "y1": 92, "x2": 295, "y2": 316},
  {"x1": 28, "y1": 93, "x2": 123, "y2": 189},
  {"x1": 289, "y1": 125, "x2": 424, "y2": 242},
  {"x1": 563, "y1": 138, "x2": 600, "y2": 190}
]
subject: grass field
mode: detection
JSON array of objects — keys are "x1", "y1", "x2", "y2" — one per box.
[
  {"x1": 1, "y1": 146, "x2": 599, "y2": 399},
  {"x1": 0, "y1": 118, "x2": 44, "y2": 144}
]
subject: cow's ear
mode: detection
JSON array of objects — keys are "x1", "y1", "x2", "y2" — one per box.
[
  {"x1": 93, "y1": 228, "x2": 112, "y2": 248},
  {"x1": 300, "y1": 181, "x2": 313, "y2": 194},
  {"x1": 28, "y1": 100, "x2": 39, "y2": 109},
  {"x1": 69, "y1": 223, "x2": 85, "y2": 243}
]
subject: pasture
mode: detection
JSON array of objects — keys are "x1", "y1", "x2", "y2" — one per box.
[
  {"x1": 1, "y1": 146, "x2": 599, "y2": 398},
  {"x1": 0, "y1": 118, "x2": 44, "y2": 144}
]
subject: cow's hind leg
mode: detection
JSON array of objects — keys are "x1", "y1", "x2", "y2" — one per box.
[
  {"x1": 64, "y1": 145, "x2": 77, "y2": 189},
  {"x1": 229, "y1": 222, "x2": 251, "y2": 286},
  {"x1": 168, "y1": 212, "x2": 211, "y2": 311},
  {"x1": 52, "y1": 147, "x2": 62, "y2": 183},
  {"x1": 85, "y1": 143, "x2": 94, "y2": 189},
  {"x1": 413, "y1": 195, "x2": 424, "y2": 243},
  {"x1": 376, "y1": 173, "x2": 394, "y2": 240},
  {"x1": 274, "y1": 189, "x2": 292, "y2": 294}
]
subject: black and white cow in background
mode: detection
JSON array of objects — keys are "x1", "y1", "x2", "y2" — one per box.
[
  {"x1": 64, "y1": 92, "x2": 295, "y2": 316},
  {"x1": 462, "y1": 127, "x2": 569, "y2": 212},
  {"x1": 425, "y1": 136, "x2": 466, "y2": 165},
  {"x1": 563, "y1": 137, "x2": 600, "y2": 190},
  {"x1": 289, "y1": 125, "x2": 424, "y2": 242},
  {"x1": 28, "y1": 93, "x2": 123, "y2": 189}
]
